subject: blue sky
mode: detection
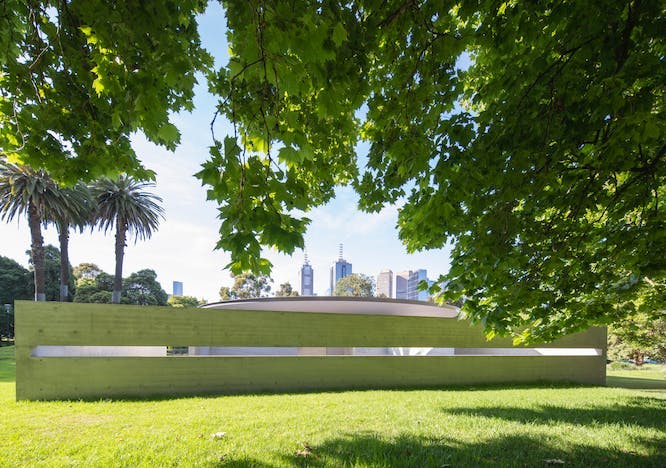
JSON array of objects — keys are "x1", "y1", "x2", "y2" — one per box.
[{"x1": 0, "y1": 3, "x2": 452, "y2": 301}]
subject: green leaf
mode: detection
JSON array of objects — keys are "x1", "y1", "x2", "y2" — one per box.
[
  {"x1": 157, "y1": 123, "x2": 180, "y2": 144},
  {"x1": 332, "y1": 23, "x2": 347, "y2": 47}
]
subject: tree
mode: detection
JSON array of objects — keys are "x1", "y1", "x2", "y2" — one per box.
[
  {"x1": 196, "y1": 1, "x2": 666, "y2": 342},
  {"x1": 73, "y1": 263, "x2": 104, "y2": 280},
  {"x1": 27, "y1": 245, "x2": 76, "y2": 302},
  {"x1": 608, "y1": 312, "x2": 666, "y2": 365},
  {"x1": 219, "y1": 273, "x2": 272, "y2": 300},
  {"x1": 0, "y1": 1, "x2": 211, "y2": 184},
  {"x1": 44, "y1": 183, "x2": 92, "y2": 301},
  {"x1": 168, "y1": 296, "x2": 204, "y2": 308},
  {"x1": 122, "y1": 269, "x2": 168, "y2": 306},
  {"x1": 73, "y1": 278, "x2": 111, "y2": 304},
  {"x1": 3, "y1": 2, "x2": 665, "y2": 342},
  {"x1": 0, "y1": 162, "x2": 76, "y2": 301},
  {"x1": 275, "y1": 282, "x2": 299, "y2": 297},
  {"x1": 334, "y1": 274, "x2": 375, "y2": 298},
  {"x1": 91, "y1": 176, "x2": 164, "y2": 303},
  {"x1": 73, "y1": 268, "x2": 114, "y2": 304},
  {"x1": 0, "y1": 256, "x2": 33, "y2": 306}
]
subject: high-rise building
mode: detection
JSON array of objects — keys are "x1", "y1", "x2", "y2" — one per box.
[
  {"x1": 329, "y1": 244, "x2": 352, "y2": 295},
  {"x1": 300, "y1": 254, "x2": 314, "y2": 296},
  {"x1": 172, "y1": 281, "x2": 183, "y2": 297},
  {"x1": 377, "y1": 269, "x2": 393, "y2": 298},
  {"x1": 395, "y1": 270, "x2": 412, "y2": 299},
  {"x1": 407, "y1": 269, "x2": 430, "y2": 301}
]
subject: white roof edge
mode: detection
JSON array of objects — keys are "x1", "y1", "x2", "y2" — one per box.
[{"x1": 201, "y1": 297, "x2": 459, "y2": 318}]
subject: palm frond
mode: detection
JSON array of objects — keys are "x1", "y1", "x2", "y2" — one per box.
[{"x1": 90, "y1": 175, "x2": 164, "y2": 241}]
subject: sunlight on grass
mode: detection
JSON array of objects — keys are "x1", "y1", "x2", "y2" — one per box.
[{"x1": 2, "y1": 347, "x2": 665, "y2": 467}]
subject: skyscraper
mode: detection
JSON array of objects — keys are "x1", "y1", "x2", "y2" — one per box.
[
  {"x1": 300, "y1": 254, "x2": 314, "y2": 296},
  {"x1": 407, "y1": 269, "x2": 430, "y2": 301},
  {"x1": 172, "y1": 281, "x2": 183, "y2": 297},
  {"x1": 395, "y1": 270, "x2": 412, "y2": 299},
  {"x1": 377, "y1": 269, "x2": 393, "y2": 298},
  {"x1": 329, "y1": 244, "x2": 352, "y2": 295}
]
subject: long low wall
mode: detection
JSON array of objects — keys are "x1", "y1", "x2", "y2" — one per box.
[{"x1": 15, "y1": 301, "x2": 606, "y2": 400}]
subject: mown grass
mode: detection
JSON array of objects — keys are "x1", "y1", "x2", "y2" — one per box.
[{"x1": 1, "y1": 346, "x2": 664, "y2": 467}]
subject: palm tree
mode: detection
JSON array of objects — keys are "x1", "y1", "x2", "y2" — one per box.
[
  {"x1": 0, "y1": 162, "x2": 72, "y2": 301},
  {"x1": 45, "y1": 183, "x2": 93, "y2": 301},
  {"x1": 90, "y1": 176, "x2": 164, "y2": 303}
]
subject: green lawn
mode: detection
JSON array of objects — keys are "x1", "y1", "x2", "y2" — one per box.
[{"x1": 1, "y1": 346, "x2": 664, "y2": 467}]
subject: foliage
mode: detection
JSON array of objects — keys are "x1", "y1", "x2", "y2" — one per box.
[
  {"x1": 73, "y1": 263, "x2": 104, "y2": 280},
  {"x1": 74, "y1": 268, "x2": 167, "y2": 306},
  {"x1": 122, "y1": 269, "x2": 168, "y2": 306},
  {"x1": 0, "y1": 256, "x2": 32, "y2": 305},
  {"x1": 2, "y1": 2, "x2": 664, "y2": 341},
  {"x1": 168, "y1": 295, "x2": 204, "y2": 308},
  {"x1": 0, "y1": 162, "x2": 76, "y2": 300},
  {"x1": 219, "y1": 272, "x2": 272, "y2": 300},
  {"x1": 608, "y1": 312, "x2": 666, "y2": 364},
  {"x1": 90, "y1": 176, "x2": 164, "y2": 303},
  {"x1": 0, "y1": 1, "x2": 211, "y2": 183},
  {"x1": 26, "y1": 245, "x2": 75, "y2": 302},
  {"x1": 197, "y1": 0, "x2": 666, "y2": 342},
  {"x1": 275, "y1": 282, "x2": 299, "y2": 297},
  {"x1": 73, "y1": 277, "x2": 112, "y2": 304},
  {"x1": 334, "y1": 274, "x2": 375, "y2": 298}
]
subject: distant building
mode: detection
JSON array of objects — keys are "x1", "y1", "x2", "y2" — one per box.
[
  {"x1": 407, "y1": 269, "x2": 430, "y2": 301},
  {"x1": 329, "y1": 244, "x2": 352, "y2": 295},
  {"x1": 300, "y1": 254, "x2": 314, "y2": 296},
  {"x1": 377, "y1": 269, "x2": 393, "y2": 298},
  {"x1": 395, "y1": 271, "x2": 412, "y2": 299},
  {"x1": 172, "y1": 281, "x2": 183, "y2": 297}
]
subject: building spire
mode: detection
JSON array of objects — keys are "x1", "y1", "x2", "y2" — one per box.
[
  {"x1": 304, "y1": 250, "x2": 310, "y2": 265},
  {"x1": 338, "y1": 243, "x2": 343, "y2": 260}
]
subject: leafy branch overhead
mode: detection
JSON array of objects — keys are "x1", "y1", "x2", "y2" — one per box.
[{"x1": 2, "y1": 1, "x2": 664, "y2": 342}]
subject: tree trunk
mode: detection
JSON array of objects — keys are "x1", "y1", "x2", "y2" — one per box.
[
  {"x1": 58, "y1": 222, "x2": 70, "y2": 302},
  {"x1": 28, "y1": 203, "x2": 46, "y2": 301},
  {"x1": 113, "y1": 220, "x2": 126, "y2": 304}
]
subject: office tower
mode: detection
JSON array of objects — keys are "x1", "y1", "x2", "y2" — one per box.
[
  {"x1": 329, "y1": 244, "x2": 352, "y2": 294},
  {"x1": 172, "y1": 281, "x2": 183, "y2": 297},
  {"x1": 300, "y1": 254, "x2": 314, "y2": 296},
  {"x1": 395, "y1": 270, "x2": 412, "y2": 299},
  {"x1": 407, "y1": 269, "x2": 430, "y2": 301},
  {"x1": 377, "y1": 269, "x2": 393, "y2": 298}
]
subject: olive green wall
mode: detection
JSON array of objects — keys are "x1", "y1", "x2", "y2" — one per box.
[{"x1": 15, "y1": 301, "x2": 606, "y2": 400}]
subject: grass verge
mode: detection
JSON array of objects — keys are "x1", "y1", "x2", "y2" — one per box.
[{"x1": 2, "y1": 346, "x2": 664, "y2": 467}]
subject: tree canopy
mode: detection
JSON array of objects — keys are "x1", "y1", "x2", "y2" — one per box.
[
  {"x1": 334, "y1": 274, "x2": 375, "y2": 298},
  {"x1": 219, "y1": 272, "x2": 273, "y2": 300},
  {"x1": 0, "y1": 0, "x2": 211, "y2": 183},
  {"x1": 2, "y1": 1, "x2": 664, "y2": 341},
  {"x1": 0, "y1": 255, "x2": 32, "y2": 305},
  {"x1": 275, "y1": 282, "x2": 299, "y2": 297}
]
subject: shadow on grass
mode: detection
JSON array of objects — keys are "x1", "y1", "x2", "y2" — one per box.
[
  {"x1": 442, "y1": 397, "x2": 666, "y2": 430},
  {"x1": 606, "y1": 375, "x2": 666, "y2": 390},
  {"x1": 230, "y1": 432, "x2": 666, "y2": 468}
]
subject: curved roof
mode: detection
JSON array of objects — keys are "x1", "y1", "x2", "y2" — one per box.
[{"x1": 202, "y1": 296, "x2": 459, "y2": 318}]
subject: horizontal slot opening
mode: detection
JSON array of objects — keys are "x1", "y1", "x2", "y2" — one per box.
[{"x1": 31, "y1": 346, "x2": 603, "y2": 358}]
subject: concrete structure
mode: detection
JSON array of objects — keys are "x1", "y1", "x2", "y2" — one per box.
[
  {"x1": 395, "y1": 270, "x2": 412, "y2": 299},
  {"x1": 16, "y1": 300, "x2": 607, "y2": 400},
  {"x1": 329, "y1": 244, "x2": 352, "y2": 294},
  {"x1": 172, "y1": 281, "x2": 183, "y2": 297},
  {"x1": 299, "y1": 254, "x2": 314, "y2": 296},
  {"x1": 377, "y1": 269, "x2": 393, "y2": 298}
]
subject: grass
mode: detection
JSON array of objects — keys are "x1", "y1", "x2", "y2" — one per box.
[{"x1": 1, "y1": 346, "x2": 664, "y2": 467}]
